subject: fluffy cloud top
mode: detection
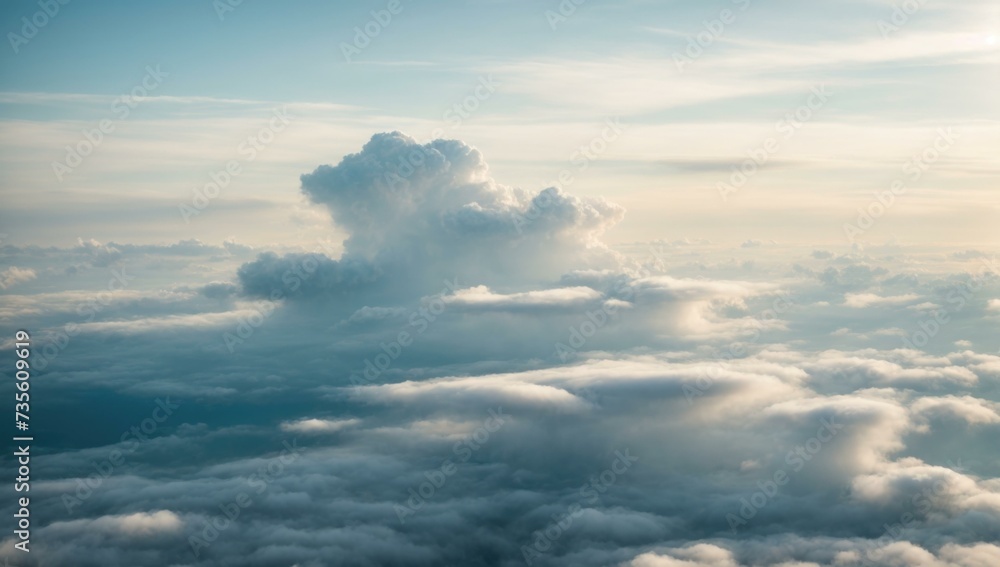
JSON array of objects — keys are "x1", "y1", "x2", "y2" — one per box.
[
  {"x1": 0, "y1": 266, "x2": 36, "y2": 290},
  {"x1": 238, "y1": 132, "x2": 626, "y2": 301}
]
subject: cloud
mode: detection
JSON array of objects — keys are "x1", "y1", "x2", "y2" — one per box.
[
  {"x1": 843, "y1": 293, "x2": 920, "y2": 308},
  {"x1": 237, "y1": 251, "x2": 381, "y2": 299},
  {"x1": 3, "y1": 132, "x2": 999, "y2": 567},
  {"x1": 624, "y1": 540, "x2": 1000, "y2": 567},
  {"x1": 442, "y1": 285, "x2": 603, "y2": 311},
  {"x1": 624, "y1": 544, "x2": 739, "y2": 567},
  {"x1": 0, "y1": 266, "x2": 36, "y2": 290},
  {"x1": 238, "y1": 132, "x2": 626, "y2": 304},
  {"x1": 353, "y1": 375, "x2": 592, "y2": 413},
  {"x1": 280, "y1": 418, "x2": 361, "y2": 434},
  {"x1": 44, "y1": 511, "x2": 184, "y2": 538},
  {"x1": 911, "y1": 395, "x2": 1000, "y2": 426}
]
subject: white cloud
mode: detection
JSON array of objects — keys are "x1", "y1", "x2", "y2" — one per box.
[
  {"x1": 280, "y1": 418, "x2": 360, "y2": 434},
  {"x1": 442, "y1": 285, "x2": 603, "y2": 310},
  {"x1": 912, "y1": 395, "x2": 1000, "y2": 426},
  {"x1": 624, "y1": 544, "x2": 739, "y2": 567},
  {"x1": 0, "y1": 266, "x2": 36, "y2": 290},
  {"x1": 43, "y1": 511, "x2": 183, "y2": 538},
  {"x1": 843, "y1": 293, "x2": 920, "y2": 308}
]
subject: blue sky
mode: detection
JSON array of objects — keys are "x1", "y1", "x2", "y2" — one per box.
[{"x1": 1, "y1": 2, "x2": 999, "y2": 566}]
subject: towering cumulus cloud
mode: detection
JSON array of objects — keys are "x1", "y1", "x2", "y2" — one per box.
[{"x1": 238, "y1": 132, "x2": 626, "y2": 300}]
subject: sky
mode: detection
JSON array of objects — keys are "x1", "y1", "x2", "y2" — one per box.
[{"x1": 0, "y1": 1, "x2": 999, "y2": 566}]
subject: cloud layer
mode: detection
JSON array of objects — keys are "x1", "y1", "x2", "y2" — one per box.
[{"x1": 1, "y1": 134, "x2": 998, "y2": 567}]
